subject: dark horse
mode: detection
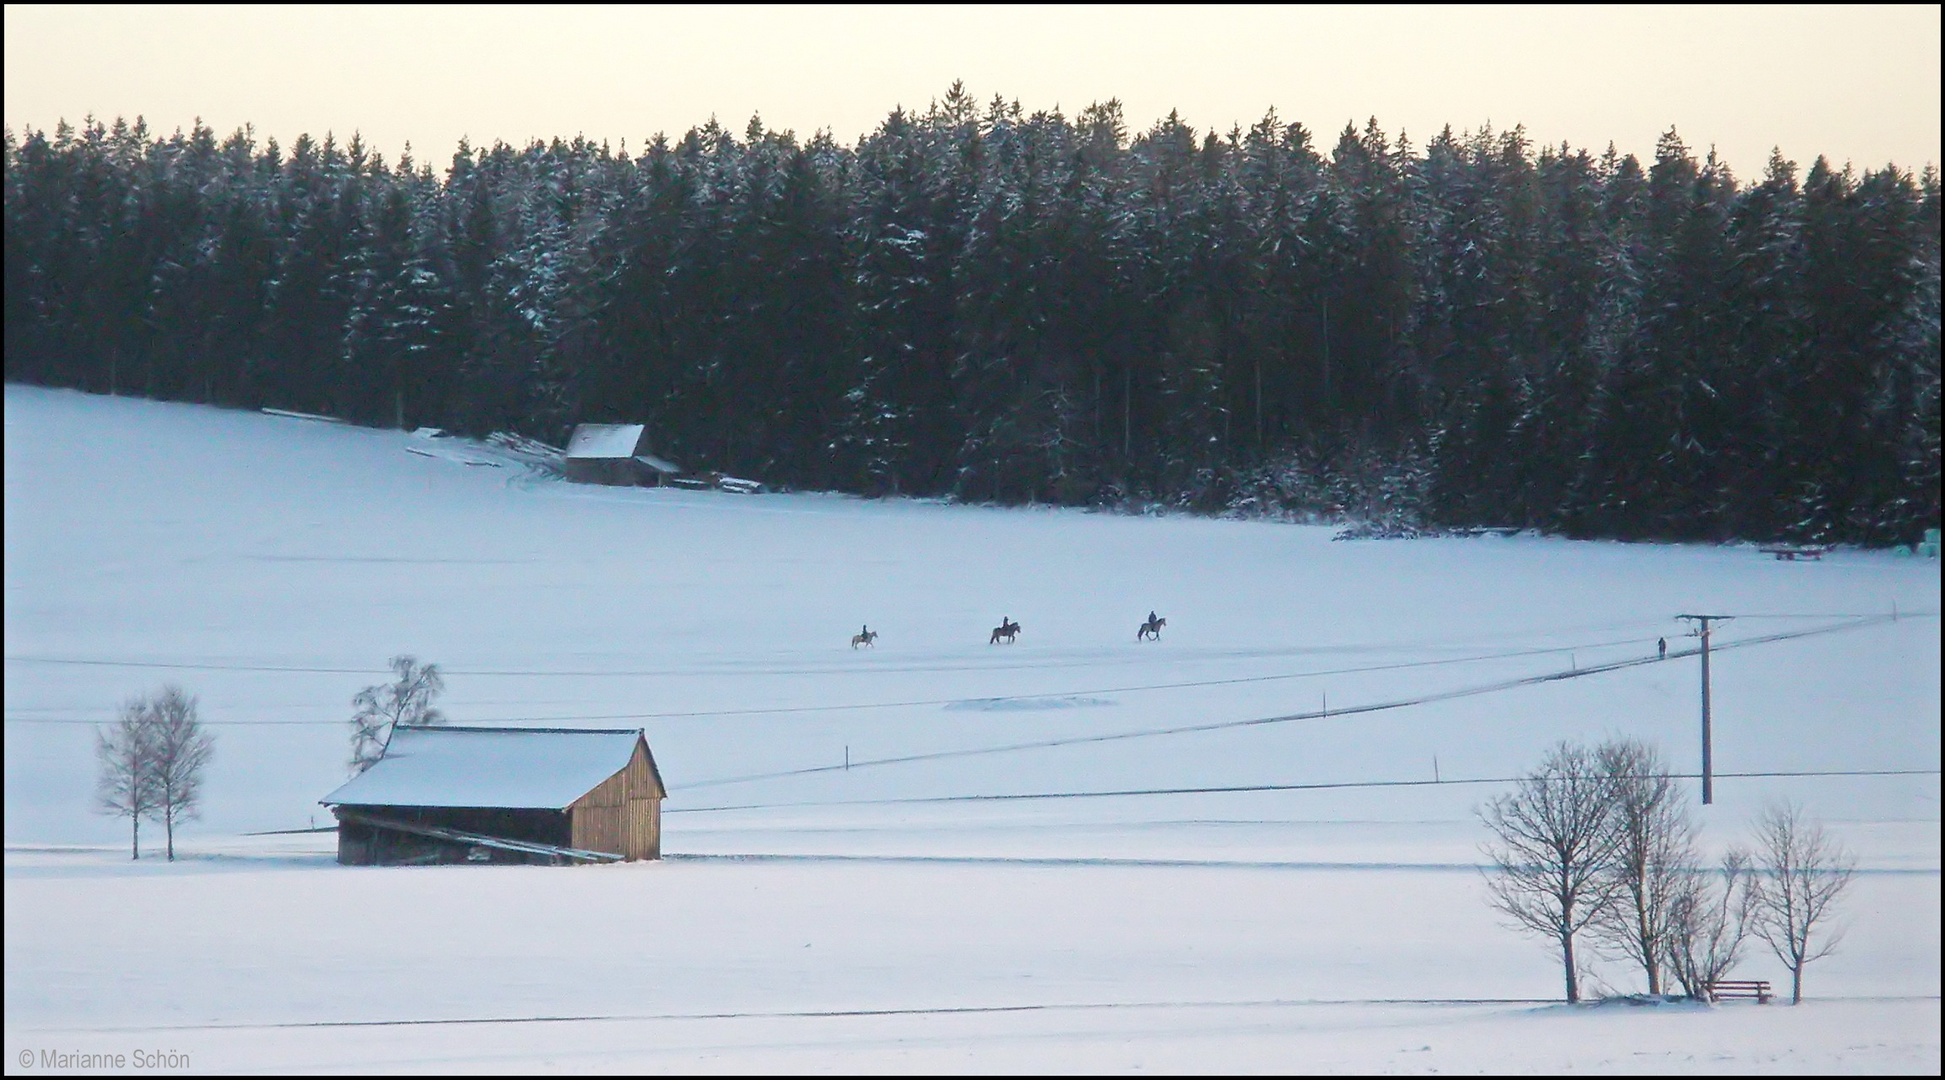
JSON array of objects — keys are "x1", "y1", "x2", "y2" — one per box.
[
  {"x1": 989, "y1": 617, "x2": 1021, "y2": 645},
  {"x1": 851, "y1": 624, "x2": 878, "y2": 649},
  {"x1": 1138, "y1": 614, "x2": 1166, "y2": 641}
]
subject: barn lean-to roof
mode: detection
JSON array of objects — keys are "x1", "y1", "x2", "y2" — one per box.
[
  {"x1": 633, "y1": 452, "x2": 682, "y2": 474},
  {"x1": 320, "y1": 726, "x2": 664, "y2": 810}
]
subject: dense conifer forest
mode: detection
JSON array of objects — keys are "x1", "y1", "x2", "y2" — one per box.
[{"x1": 6, "y1": 85, "x2": 1938, "y2": 543}]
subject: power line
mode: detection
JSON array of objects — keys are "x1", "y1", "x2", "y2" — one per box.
[
  {"x1": 0, "y1": 634, "x2": 1674, "y2": 725},
  {"x1": 671, "y1": 615, "x2": 1904, "y2": 791},
  {"x1": 18, "y1": 611, "x2": 1919, "y2": 679},
  {"x1": 1, "y1": 716, "x2": 335, "y2": 726},
  {"x1": 5, "y1": 641, "x2": 1614, "y2": 680},
  {"x1": 1722, "y1": 612, "x2": 1940, "y2": 620},
  {"x1": 466, "y1": 637, "x2": 1655, "y2": 720},
  {"x1": 4, "y1": 657, "x2": 388, "y2": 675},
  {"x1": 10, "y1": 613, "x2": 1926, "y2": 727},
  {"x1": 665, "y1": 768, "x2": 1943, "y2": 813},
  {"x1": 5, "y1": 612, "x2": 1931, "y2": 684}
]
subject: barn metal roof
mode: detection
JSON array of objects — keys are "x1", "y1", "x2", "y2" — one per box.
[
  {"x1": 320, "y1": 726, "x2": 658, "y2": 810},
  {"x1": 564, "y1": 423, "x2": 645, "y2": 460}
]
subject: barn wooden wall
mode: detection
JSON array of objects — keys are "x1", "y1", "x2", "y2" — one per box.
[{"x1": 569, "y1": 740, "x2": 663, "y2": 860}]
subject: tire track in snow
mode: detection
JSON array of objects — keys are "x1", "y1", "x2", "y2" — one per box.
[{"x1": 20, "y1": 993, "x2": 1940, "y2": 1034}]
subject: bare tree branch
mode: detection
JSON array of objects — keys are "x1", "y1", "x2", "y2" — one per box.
[
  {"x1": 349, "y1": 655, "x2": 446, "y2": 773},
  {"x1": 143, "y1": 684, "x2": 215, "y2": 862},
  {"x1": 1478, "y1": 740, "x2": 1624, "y2": 1003},
  {"x1": 95, "y1": 698, "x2": 160, "y2": 860},
  {"x1": 1589, "y1": 739, "x2": 1694, "y2": 995},
  {"x1": 1665, "y1": 848, "x2": 1757, "y2": 999},
  {"x1": 1749, "y1": 802, "x2": 1855, "y2": 1004}
]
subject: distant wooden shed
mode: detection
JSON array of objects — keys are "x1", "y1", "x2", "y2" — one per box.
[
  {"x1": 563, "y1": 423, "x2": 682, "y2": 486},
  {"x1": 320, "y1": 726, "x2": 664, "y2": 866}
]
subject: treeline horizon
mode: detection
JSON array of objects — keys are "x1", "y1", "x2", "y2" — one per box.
[{"x1": 5, "y1": 84, "x2": 1939, "y2": 543}]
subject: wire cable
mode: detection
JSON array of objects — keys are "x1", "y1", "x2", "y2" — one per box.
[
  {"x1": 0, "y1": 633, "x2": 1675, "y2": 724},
  {"x1": 10, "y1": 613, "x2": 1929, "y2": 726},
  {"x1": 671, "y1": 615, "x2": 1905, "y2": 791},
  {"x1": 665, "y1": 768, "x2": 1944, "y2": 813}
]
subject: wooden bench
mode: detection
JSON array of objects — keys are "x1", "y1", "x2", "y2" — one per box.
[
  {"x1": 1708, "y1": 979, "x2": 1773, "y2": 1004},
  {"x1": 1760, "y1": 546, "x2": 1830, "y2": 561}
]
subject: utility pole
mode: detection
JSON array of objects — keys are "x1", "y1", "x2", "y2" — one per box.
[{"x1": 1677, "y1": 614, "x2": 1734, "y2": 804}]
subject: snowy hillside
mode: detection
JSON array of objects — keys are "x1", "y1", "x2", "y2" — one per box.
[
  {"x1": 6, "y1": 384, "x2": 1938, "y2": 837},
  {"x1": 5, "y1": 385, "x2": 1939, "y2": 1072}
]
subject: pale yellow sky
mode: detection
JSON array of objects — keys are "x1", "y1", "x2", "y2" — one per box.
[{"x1": 5, "y1": 4, "x2": 1939, "y2": 180}]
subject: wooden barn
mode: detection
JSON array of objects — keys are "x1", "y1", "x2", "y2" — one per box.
[
  {"x1": 562, "y1": 423, "x2": 682, "y2": 487},
  {"x1": 320, "y1": 726, "x2": 664, "y2": 866}
]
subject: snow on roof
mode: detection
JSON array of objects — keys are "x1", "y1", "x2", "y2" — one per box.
[
  {"x1": 564, "y1": 424, "x2": 646, "y2": 460},
  {"x1": 633, "y1": 453, "x2": 682, "y2": 474},
  {"x1": 320, "y1": 726, "x2": 651, "y2": 810}
]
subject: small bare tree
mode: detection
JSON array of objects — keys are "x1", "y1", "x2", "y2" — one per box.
[
  {"x1": 95, "y1": 698, "x2": 159, "y2": 859},
  {"x1": 143, "y1": 684, "x2": 215, "y2": 861},
  {"x1": 1665, "y1": 849, "x2": 1757, "y2": 1000},
  {"x1": 349, "y1": 654, "x2": 445, "y2": 773},
  {"x1": 1749, "y1": 802, "x2": 1855, "y2": 1004},
  {"x1": 1479, "y1": 741, "x2": 1625, "y2": 1002},
  {"x1": 1590, "y1": 738, "x2": 1694, "y2": 995}
]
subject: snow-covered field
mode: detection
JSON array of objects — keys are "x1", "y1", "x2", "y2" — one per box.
[{"x1": 5, "y1": 384, "x2": 1939, "y2": 1072}]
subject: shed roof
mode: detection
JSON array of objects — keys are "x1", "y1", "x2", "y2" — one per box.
[
  {"x1": 320, "y1": 726, "x2": 660, "y2": 810},
  {"x1": 633, "y1": 453, "x2": 682, "y2": 474},
  {"x1": 564, "y1": 424, "x2": 646, "y2": 460}
]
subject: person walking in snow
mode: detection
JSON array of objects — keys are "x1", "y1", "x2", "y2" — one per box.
[{"x1": 1658, "y1": 637, "x2": 1667, "y2": 660}]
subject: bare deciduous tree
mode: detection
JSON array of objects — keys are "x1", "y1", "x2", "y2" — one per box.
[
  {"x1": 1479, "y1": 741, "x2": 1624, "y2": 1003},
  {"x1": 1665, "y1": 849, "x2": 1757, "y2": 1000},
  {"x1": 1590, "y1": 738, "x2": 1693, "y2": 995},
  {"x1": 349, "y1": 655, "x2": 445, "y2": 773},
  {"x1": 143, "y1": 684, "x2": 215, "y2": 861},
  {"x1": 96, "y1": 698, "x2": 159, "y2": 859},
  {"x1": 95, "y1": 686, "x2": 217, "y2": 861},
  {"x1": 1749, "y1": 802, "x2": 1855, "y2": 1004}
]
